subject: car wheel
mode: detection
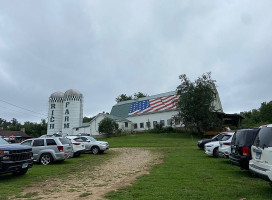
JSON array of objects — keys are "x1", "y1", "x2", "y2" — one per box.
[
  {"x1": 213, "y1": 148, "x2": 219, "y2": 158},
  {"x1": 40, "y1": 153, "x2": 53, "y2": 165},
  {"x1": 74, "y1": 152, "x2": 80, "y2": 157},
  {"x1": 92, "y1": 146, "x2": 100, "y2": 155},
  {"x1": 12, "y1": 168, "x2": 28, "y2": 176}
]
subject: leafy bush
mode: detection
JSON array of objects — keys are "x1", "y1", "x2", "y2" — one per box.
[{"x1": 98, "y1": 117, "x2": 118, "y2": 135}]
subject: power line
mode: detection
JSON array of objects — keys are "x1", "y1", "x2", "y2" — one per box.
[
  {"x1": 0, "y1": 104, "x2": 47, "y2": 119},
  {"x1": 0, "y1": 98, "x2": 47, "y2": 117}
]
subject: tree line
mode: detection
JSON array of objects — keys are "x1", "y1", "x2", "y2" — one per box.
[
  {"x1": 0, "y1": 116, "x2": 95, "y2": 138},
  {"x1": 0, "y1": 118, "x2": 47, "y2": 138},
  {"x1": 240, "y1": 101, "x2": 272, "y2": 128}
]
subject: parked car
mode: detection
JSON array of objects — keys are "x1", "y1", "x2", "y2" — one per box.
[
  {"x1": 197, "y1": 132, "x2": 225, "y2": 149},
  {"x1": 66, "y1": 136, "x2": 86, "y2": 157},
  {"x1": 79, "y1": 136, "x2": 109, "y2": 154},
  {"x1": 229, "y1": 128, "x2": 260, "y2": 169},
  {"x1": 249, "y1": 127, "x2": 272, "y2": 183},
  {"x1": 218, "y1": 132, "x2": 235, "y2": 158},
  {"x1": 21, "y1": 137, "x2": 73, "y2": 165},
  {"x1": 0, "y1": 137, "x2": 33, "y2": 175},
  {"x1": 204, "y1": 132, "x2": 233, "y2": 157}
]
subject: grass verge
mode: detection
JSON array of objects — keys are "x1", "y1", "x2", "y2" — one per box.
[{"x1": 104, "y1": 133, "x2": 272, "y2": 200}]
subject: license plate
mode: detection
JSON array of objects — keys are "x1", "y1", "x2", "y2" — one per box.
[
  {"x1": 256, "y1": 152, "x2": 261, "y2": 159},
  {"x1": 22, "y1": 163, "x2": 28, "y2": 168}
]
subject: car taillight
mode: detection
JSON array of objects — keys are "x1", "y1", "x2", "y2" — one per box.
[
  {"x1": 57, "y1": 146, "x2": 63, "y2": 152},
  {"x1": 242, "y1": 146, "x2": 249, "y2": 156},
  {"x1": 73, "y1": 142, "x2": 80, "y2": 145},
  {"x1": 223, "y1": 142, "x2": 231, "y2": 145}
]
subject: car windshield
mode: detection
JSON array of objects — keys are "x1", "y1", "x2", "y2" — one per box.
[
  {"x1": 0, "y1": 137, "x2": 9, "y2": 145},
  {"x1": 59, "y1": 138, "x2": 72, "y2": 144},
  {"x1": 74, "y1": 138, "x2": 84, "y2": 142},
  {"x1": 212, "y1": 133, "x2": 222, "y2": 140},
  {"x1": 254, "y1": 128, "x2": 272, "y2": 148},
  {"x1": 220, "y1": 135, "x2": 231, "y2": 141},
  {"x1": 86, "y1": 136, "x2": 97, "y2": 142}
]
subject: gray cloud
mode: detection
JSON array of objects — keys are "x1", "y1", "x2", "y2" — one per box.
[{"x1": 0, "y1": 0, "x2": 272, "y2": 123}]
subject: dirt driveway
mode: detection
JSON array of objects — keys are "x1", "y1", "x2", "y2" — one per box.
[{"x1": 18, "y1": 148, "x2": 161, "y2": 200}]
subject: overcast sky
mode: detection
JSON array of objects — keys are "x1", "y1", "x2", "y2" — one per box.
[{"x1": 1, "y1": 0, "x2": 272, "y2": 123}]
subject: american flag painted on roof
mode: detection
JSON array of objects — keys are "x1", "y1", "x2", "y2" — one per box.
[{"x1": 128, "y1": 94, "x2": 179, "y2": 115}]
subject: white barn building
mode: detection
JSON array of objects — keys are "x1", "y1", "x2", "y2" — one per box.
[{"x1": 47, "y1": 89, "x2": 223, "y2": 136}]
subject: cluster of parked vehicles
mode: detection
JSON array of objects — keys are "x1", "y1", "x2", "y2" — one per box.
[
  {"x1": 0, "y1": 134, "x2": 109, "y2": 176},
  {"x1": 198, "y1": 124, "x2": 272, "y2": 185}
]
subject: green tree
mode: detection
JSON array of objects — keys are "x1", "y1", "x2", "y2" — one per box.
[
  {"x1": 260, "y1": 101, "x2": 272, "y2": 123},
  {"x1": 23, "y1": 119, "x2": 47, "y2": 137},
  {"x1": 115, "y1": 94, "x2": 133, "y2": 103},
  {"x1": 83, "y1": 116, "x2": 94, "y2": 123},
  {"x1": 134, "y1": 92, "x2": 148, "y2": 99},
  {"x1": 9, "y1": 118, "x2": 22, "y2": 131},
  {"x1": 98, "y1": 117, "x2": 118, "y2": 135},
  {"x1": 115, "y1": 92, "x2": 148, "y2": 103},
  {"x1": 176, "y1": 72, "x2": 222, "y2": 133}
]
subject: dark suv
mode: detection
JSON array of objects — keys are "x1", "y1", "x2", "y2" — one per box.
[
  {"x1": 0, "y1": 137, "x2": 33, "y2": 175},
  {"x1": 197, "y1": 132, "x2": 225, "y2": 149},
  {"x1": 229, "y1": 128, "x2": 260, "y2": 169}
]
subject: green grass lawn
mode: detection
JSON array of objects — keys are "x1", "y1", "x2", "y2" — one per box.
[
  {"x1": 0, "y1": 151, "x2": 116, "y2": 200},
  {"x1": 103, "y1": 133, "x2": 272, "y2": 200},
  {"x1": 1, "y1": 133, "x2": 272, "y2": 200}
]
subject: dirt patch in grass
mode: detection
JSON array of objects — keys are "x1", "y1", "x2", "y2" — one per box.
[{"x1": 16, "y1": 148, "x2": 162, "y2": 200}]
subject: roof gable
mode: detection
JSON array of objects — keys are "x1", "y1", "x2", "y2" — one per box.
[
  {"x1": 110, "y1": 91, "x2": 178, "y2": 118},
  {"x1": 0, "y1": 130, "x2": 31, "y2": 138}
]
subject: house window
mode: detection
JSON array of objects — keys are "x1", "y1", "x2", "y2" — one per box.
[
  {"x1": 140, "y1": 123, "x2": 144, "y2": 128},
  {"x1": 134, "y1": 123, "x2": 138, "y2": 129},
  {"x1": 153, "y1": 121, "x2": 157, "y2": 127},
  {"x1": 167, "y1": 119, "x2": 172, "y2": 126},
  {"x1": 76, "y1": 128, "x2": 79, "y2": 131},
  {"x1": 160, "y1": 120, "x2": 165, "y2": 127},
  {"x1": 146, "y1": 122, "x2": 151, "y2": 129},
  {"x1": 125, "y1": 122, "x2": 128, "y2": 127},
  {"x1": 175, "y1": 119, "x2": 181, "y2": 125}
]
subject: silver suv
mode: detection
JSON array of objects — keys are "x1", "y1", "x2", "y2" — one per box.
[
  {"x1": 79, "y1": 136, "x2": 109, "y2": 154},
  {"x1": 21, "y1": 137, "x2": 73, "y2": 165}
]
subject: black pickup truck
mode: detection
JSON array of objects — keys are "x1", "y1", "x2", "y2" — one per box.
[{"x1": 0, "y1": 137, "x2": 33, "y2": 175}]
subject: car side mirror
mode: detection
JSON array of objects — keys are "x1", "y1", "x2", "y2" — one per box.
[{"x1": 86, "y1": 140, "x2": 90, "y2": 142}]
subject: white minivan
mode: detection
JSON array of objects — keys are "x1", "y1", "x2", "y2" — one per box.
[{"x1": 249, "y1": 127, "x2": 272, "y2": 183}]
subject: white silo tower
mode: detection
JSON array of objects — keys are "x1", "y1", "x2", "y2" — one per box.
[
  {"x1": 62, "y1": 89, "x2": 83, "y2": 135},
  {"x1": 47, "y1": 92, "x2": 64, "y2": 135}
]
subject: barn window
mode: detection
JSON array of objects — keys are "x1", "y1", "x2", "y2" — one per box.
[
  {"x1": 167, "y1": 119, "x2": 172, "y2": 126},
  {"x1": 160, "y1": 120, "x2": 165, "y2": 127},
  {"x1": 134, "y1": 123, "x2": 138, "y2": 129},
  {"x1": 140, "y1": 123, "x2": 144, "y2": 128},
  {"x1": 146, "y1": 121, "x2": 151, "y2": 128},
  {"x1": 175, "y1": 119, "x2": 180, "y2": 125},
  {"x1": 153, "y1": 121, "x2": 157, "y2": 127},
  {"x1": 125, "y1": 122, "x2": 128, "y2": 127}
]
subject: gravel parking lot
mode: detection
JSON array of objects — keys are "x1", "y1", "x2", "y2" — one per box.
[{"x1": 18, "y1": 148, "x2": 161, "y2": 200}]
